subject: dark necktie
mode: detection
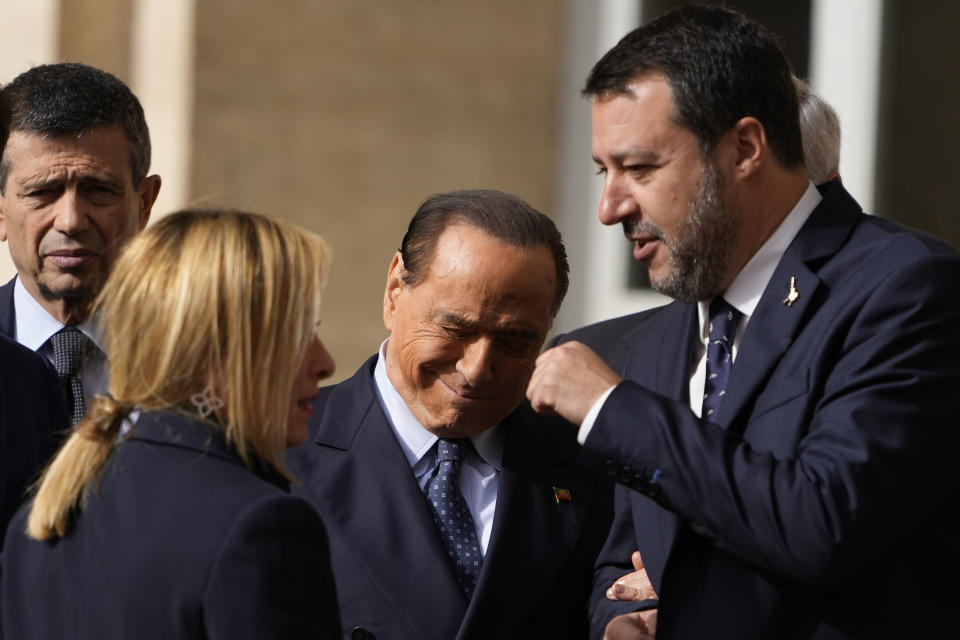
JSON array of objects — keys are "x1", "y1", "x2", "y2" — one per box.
[
  {"x1": 423, "y1": 438, "x2": 483, "y2": 598},
  {"x1": 702, "y1": 297, "x2": 742, "y2": 420},
  {"x1": 49, "y1": 327, "x2": 92, "y2": 425}
]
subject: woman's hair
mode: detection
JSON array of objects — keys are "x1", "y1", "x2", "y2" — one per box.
[{"x1": 27, "y1": 209, "x2": 331, "y2": 539}]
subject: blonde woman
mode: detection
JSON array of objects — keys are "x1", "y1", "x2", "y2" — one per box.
[{"x1": 2, "y1": 210, "x2": 341, "y2": 639}]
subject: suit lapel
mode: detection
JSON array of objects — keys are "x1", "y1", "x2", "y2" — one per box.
[
  {"x1": 290, "y1": 358, "x2": 465, "y2": 640},
  {"x1": 0, "y1": 278, "x2": 17, "y2": 339},
  {"x1": 460, "y1": 406, "x2": 591, "y2": 638},
  {"x1": 718, "y1": 257, "x2": 819, "y2": 430},
  {"x1": 719, "y1": 182, "x2": 861, "y2": 431}
]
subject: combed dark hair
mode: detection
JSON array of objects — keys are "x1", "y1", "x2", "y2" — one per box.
[
  {"x1": 583, "y1": 5, "x2": 803, "y2": 168},
  {"x1": 400, "y1": 189, "x2": 569, "y2": 316},
  {"x1": 0, "y1": 63, "x2": 151, "y2": 193},
  {"x1": 0, "y1": 88, "x2": 9, "y2": 153}
]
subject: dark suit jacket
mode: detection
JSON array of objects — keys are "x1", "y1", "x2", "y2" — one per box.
[
  {"x1": 2, "y1": 410, "x2": 342, "y2": 639},
  {"x1": 566, "y1": 182, "x2": 960, "y2": 639},
  {"x1": 0, "y1": 334, "x2": 67, "y2": 545},
  {"x1": 0, "y1": 278, "x2": 16, "y2": 339},
  {"x1": 288, "y1": 356, "x2": 613, "y2": 640}
]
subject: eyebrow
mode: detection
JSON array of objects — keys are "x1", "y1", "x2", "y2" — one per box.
[
  {"x1": 593, "y1": 149, "x2": 662, "y2": 166},
  {"x1": 18, "y1": 172, "x2": 124, "y2": 193},
  {"x1": 435, "y1": 311, "x2": 540, "y2": 338},
  {"x1": 436, "y1": 311, "x2": 477, "y2": 328}
]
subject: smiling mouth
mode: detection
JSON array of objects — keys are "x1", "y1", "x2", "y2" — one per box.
[
  {"x1": 296, "y1": 392, "x2": 319, "y2": 414},
  {"x1": 437, "y1": 377, "x2": 487, "y2": 401}
]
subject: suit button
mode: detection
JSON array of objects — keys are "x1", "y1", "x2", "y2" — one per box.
[{"x1": 351, "y1": 627, "x2": 374, "y2": 640}]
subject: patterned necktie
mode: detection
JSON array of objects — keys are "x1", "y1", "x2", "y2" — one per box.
[
  {"x1": 702, "y1": 297, "x2": 742, "y2": 421},
  {"x1": 49, "y1": 327, "x2": 92, "y2": 425},
  {"x1": 423, "y1": 438, "x2": 483, "y2": 598}
]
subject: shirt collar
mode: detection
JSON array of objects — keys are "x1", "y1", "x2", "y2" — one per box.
[
  {"x1": 372, "y1": 338, "x2": 503, "y2": 471},
  {"x1": 13, "y1": 276, "x2": 105, "y2": 352},
  {"x1": 698, "y1": 181, "x2": 822, "y2": 339}
]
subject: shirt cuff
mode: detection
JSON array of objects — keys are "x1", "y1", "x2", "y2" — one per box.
[{"x1": 577, "y1": 384, "x2": 619, "y2": 445}]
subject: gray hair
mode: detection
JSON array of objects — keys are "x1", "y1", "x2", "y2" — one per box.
[{"x1": 794, "y1": 77, "x2": 841, "y2": 184}]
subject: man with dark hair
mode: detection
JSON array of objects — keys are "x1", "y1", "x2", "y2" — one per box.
[
  {"x1": 0, "y1": 86, "x2": 69, "y2": 544},
  {"x1": 527, "y1": 6, "x2": 960, "y2": 639},
  {"x1": 0, "y1": 63, "x2": 161, "y2": 425},
  {"x1": 289, "y1": 189, "x2": 611, "y2": 640}
]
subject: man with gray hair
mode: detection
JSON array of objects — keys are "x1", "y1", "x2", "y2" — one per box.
[
  {"x1": 794, "y1": 76, "x2": 841, "y2": 184},
  {"x1": 0, "y1": 63, "x2": 161, "y2": 425}
]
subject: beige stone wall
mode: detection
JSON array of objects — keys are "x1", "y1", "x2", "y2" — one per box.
[
  {"x1": 189, "y1": 0, "x2": 563, "y2": 381},
  {"x1": 58, "y1": 0, "x2": 133, "y2": 82},
  {"x1": 3, "y1": 1, "x2": 562, "y2": 381}
]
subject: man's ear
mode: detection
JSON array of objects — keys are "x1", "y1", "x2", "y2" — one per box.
[
  {"x1": 0, "y1": 198, "x2": 7, "y2": 242},
  {"x1": 729, "y1": 116, "x2": 767, "y2": 179},
  {"x1": 383, "y1": 252, "x2": 405, "y2": 332},
  {"x1": 136, "y1": 174, "x2": 162, "y2": 229}
]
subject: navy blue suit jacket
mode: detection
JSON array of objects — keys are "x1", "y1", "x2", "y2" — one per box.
[
  {"x1": 565, "y1": 182, "x2": 960, "y2": 639},
  {"x1": 2, "y1": 410, "x2": 341, "y2": 639},
  {"x1": 0, "y1": 278, "x2": 16, "y2": 339},
  {"x1": 288, "y1": 356, "x2": 613, "y2": 640},
  {"x1": 0, "y1": 334, "x2": 67, "y2": 545}
]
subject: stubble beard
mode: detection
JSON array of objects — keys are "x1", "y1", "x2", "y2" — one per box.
[{"x1": 643, "y1": 159, "x2": 739, "y2": 303}]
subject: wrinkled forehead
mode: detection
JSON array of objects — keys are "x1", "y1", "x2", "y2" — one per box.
[{"x1": 2, "y1": 126, "x2": 135, "y2": 186}]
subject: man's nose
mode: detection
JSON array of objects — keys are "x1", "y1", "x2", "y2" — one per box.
[
  {"x1": 52, "y1": 190, "x2": 90, "y2": 235},
  {"x1": 597, "y1": 174, "x2": 638, "y2": 226},
  {"x1": 457, "y1": 337, "x2": 495, "y2": 388}
]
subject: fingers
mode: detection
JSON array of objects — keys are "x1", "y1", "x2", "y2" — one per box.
[
  {"x1": 526, "y1": 341, "x2": 622, "y2": 424},
  {"x1": 606, "y1": 554, "x2": 658, "y2": 602},
  {"x1": 604, "y1": 612, "x2": 656, "y2": 640},
  {"x1": 606, "y1": 574, "x2": 657, "y2": 601}
]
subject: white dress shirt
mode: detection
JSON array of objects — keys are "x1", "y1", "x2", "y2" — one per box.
[
  {"x1": 13, "y1": 276, "x2": 109, "y2": 408},
  {"x1": 372, "y1": 339, "x2": 503, "y2": 554},
  {"x1": 579, "y1": 182, "x2": 822, "y2": 440}
]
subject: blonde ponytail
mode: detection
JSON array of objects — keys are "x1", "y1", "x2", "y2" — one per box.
[{"x1": 26, "y1": 396, "x2": 131, "y2": 540}]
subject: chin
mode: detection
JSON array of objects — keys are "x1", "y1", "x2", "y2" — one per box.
[{"x1": 285, "y1": 423, "x2": 309, "y2": 447}]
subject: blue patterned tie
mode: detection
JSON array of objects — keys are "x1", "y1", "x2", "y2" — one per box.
[
  {"x1": 49, "y1": 327, "x2": 92, "y2": 425},
  {"x1": 702, "y1": 297, "x2": 741, "y2": 421},
  {"x1": 423, "y1": 438, "x2": 483, "y2": 598}
]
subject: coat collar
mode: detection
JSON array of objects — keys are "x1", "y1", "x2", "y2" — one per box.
[
  {"x1": 128, "y1": 409, "x2": 290, "y2": 490},
  {"x1": 295, "y1": 357, "x2": 469, "y2": 639},
  {"x1": 0, "y1": 277, "x2": 16, "y2": 339}
]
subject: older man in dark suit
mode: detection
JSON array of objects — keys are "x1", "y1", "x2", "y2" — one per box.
[
  {"x1": 289, "y1": 189, "x2": 612, "y2": 640},
  {"x1": 0, "y1": 63, "x2": 161, "y2": 425},
  {"x1": 527, "y1": 6, "x2": 960, "y2": 639}
]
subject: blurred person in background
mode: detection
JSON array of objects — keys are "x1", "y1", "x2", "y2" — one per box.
[
  {"x1": 2, "y1": 209, "x2": 341, "y2": 639},
  {"x1": 0, "y1": 63, "x2": 161, "y2": 426},
  {"x1": 794, "y1": 76, "x2": 841, "y2": 184}
]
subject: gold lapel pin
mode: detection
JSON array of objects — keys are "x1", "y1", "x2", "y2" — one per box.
[
  {"x1": 553, "y1": 487, "x2": 572, "y2": 503},
  {"x1": 783, "y1": 276, "x2": 799, "y2": 307}
]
